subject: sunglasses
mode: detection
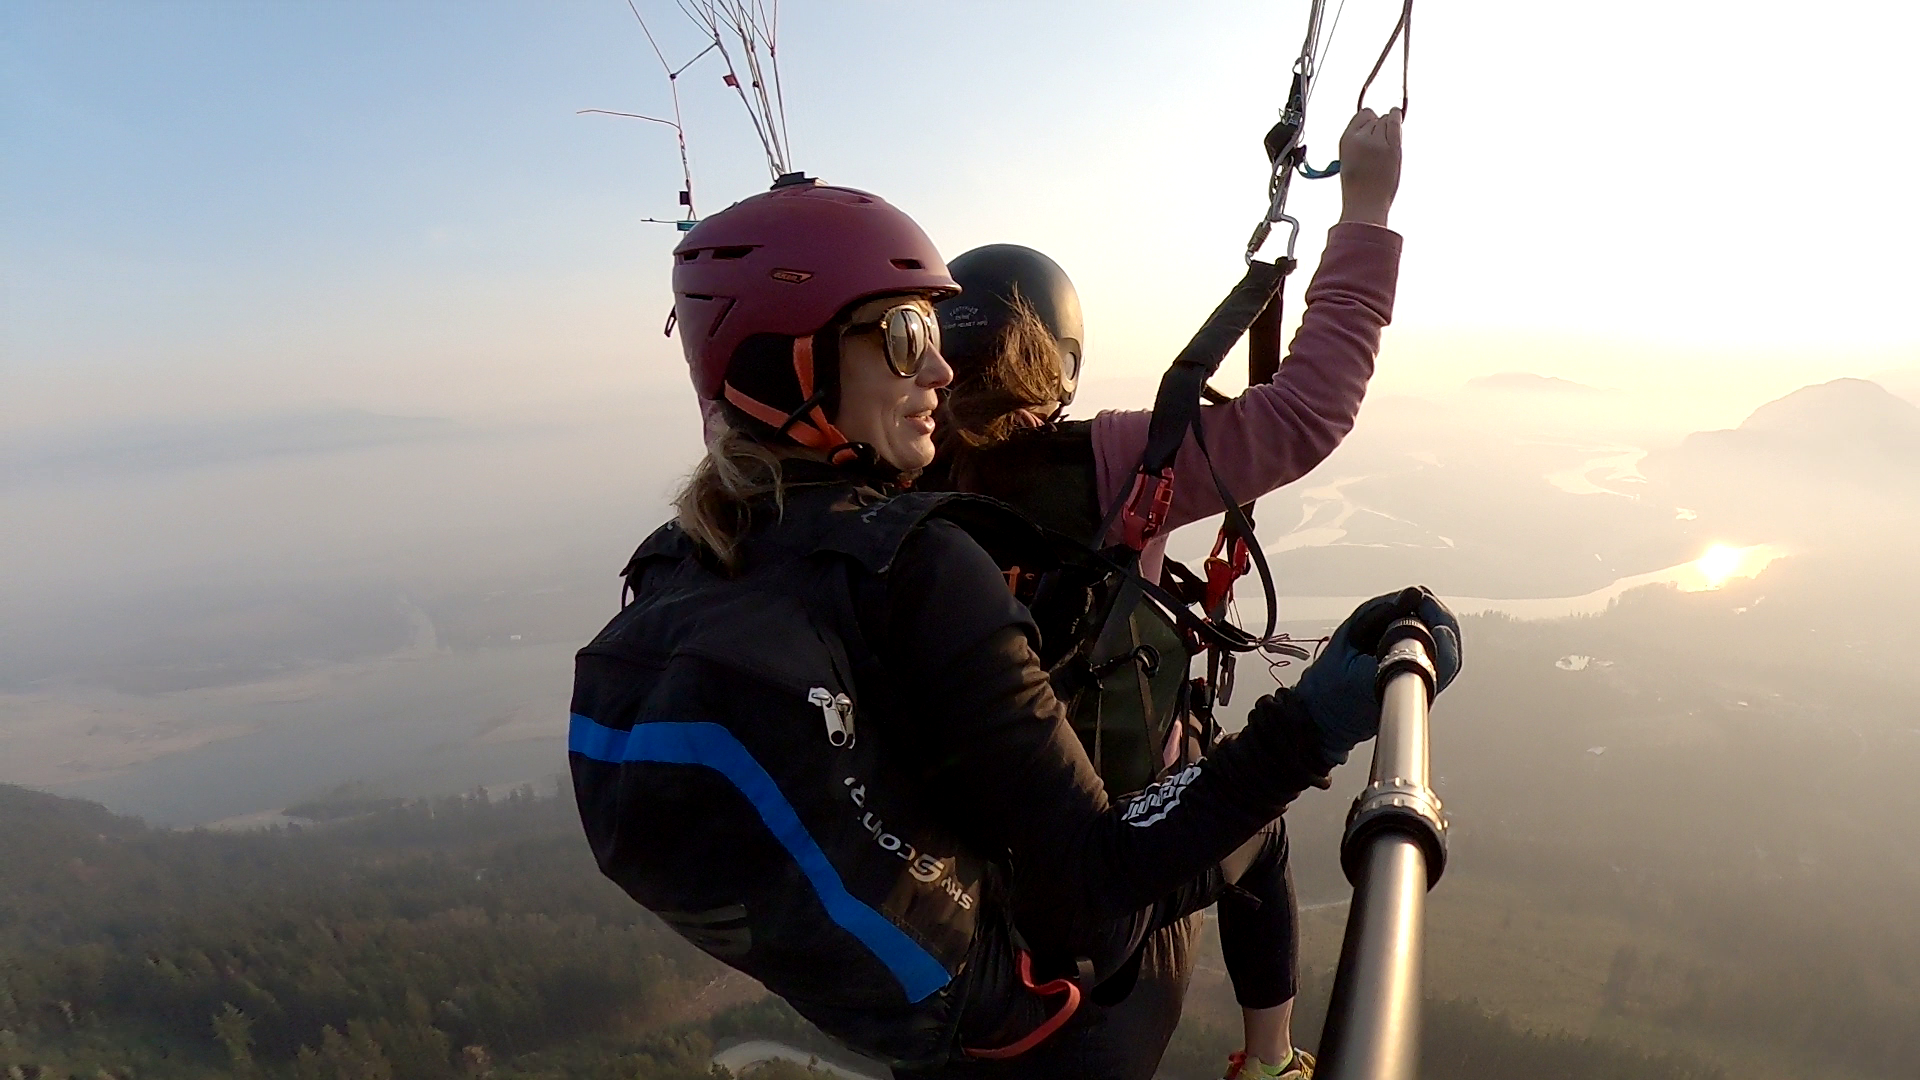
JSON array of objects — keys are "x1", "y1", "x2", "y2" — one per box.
[{"x1": 844, "y1": 303, "x2": 942, "y2": 378}]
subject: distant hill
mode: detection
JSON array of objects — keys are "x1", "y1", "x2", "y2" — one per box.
[
  {"x1": 1464, "y1": 372, "x2": 1606, "y2": 395},
  {"x1": 0, "y1": 780, "x2": 145, "y2": 840},
  {"x1": 1872, "y1": 366, "x2": 1920, "y2": 407},
  {"x1": 10, "y1": 406, "x2": 461, "y2": 483},
  {"x1": 1644, "y1": 378, "x2": 1920, "y2": 501},
  {"x1": 1737, "y1": 377, "x2": 1920, "y2": 446},
  {"x1": 0, "y1": 784, "x2": 154, "y2": 923}
]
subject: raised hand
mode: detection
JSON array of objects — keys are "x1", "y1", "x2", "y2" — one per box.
[{"x1": 1337, "y1": 107, "x2": 1403, "y2": 227}]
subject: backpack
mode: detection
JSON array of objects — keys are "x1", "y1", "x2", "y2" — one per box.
[
  {"x1": 569, "y1": 487, "x2": 1055, "y2": 1067},
  {"x1": 930, "y1": 423, "x2": 1209, "y2": 796}
]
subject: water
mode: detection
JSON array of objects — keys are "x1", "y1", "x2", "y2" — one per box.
[
  {"x1": 1544, "y1": 446, "x2": 1649, "y2": 498},
  {"x1": 1253, "y1": 543, "x2": 1789, "y2": 625},
  {"x1": 27, "y1": 641, "x2": 575, "y2": 825},
  {"x1": 712, "y1": 1040, "x2": 885, "y2": 1080}
]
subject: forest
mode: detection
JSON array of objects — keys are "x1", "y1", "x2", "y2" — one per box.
[
  {"x1": 3, "y1": 759, "x2": 1883, "y2": 1080},
  {"x1": 8, "y1": 564, "x2": 1920, "y2": 1079}
]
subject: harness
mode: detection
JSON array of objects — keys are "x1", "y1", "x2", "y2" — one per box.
[
  {"x1": 930, "y1": 427, "x2": 1199, "y2": 796},
  {"x1": 1094, "y1": 0, "x2": 1418, "y2": 718}
]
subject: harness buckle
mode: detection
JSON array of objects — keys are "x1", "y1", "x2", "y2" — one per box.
[
  {"x1": 1202, "y1": 532, "x2": 1252, "y2": 614},
  {"x1": 1119, "y1": 467, "x2": 1176, "y2": 550}
]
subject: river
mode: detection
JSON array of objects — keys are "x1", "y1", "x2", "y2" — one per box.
[
  {"x1": 711, "y1": 1039, "x2": 886, "y2": 1079},
  {"x1": 1256, "y1": 542, "x2": 1789, "y2": 624}
]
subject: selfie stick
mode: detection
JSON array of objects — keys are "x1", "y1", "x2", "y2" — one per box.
[{"x1": 1315, "y1": 617, "x2": 1450, "y2": 1080}]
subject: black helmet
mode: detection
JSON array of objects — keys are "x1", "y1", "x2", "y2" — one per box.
[{"x1": 936, "y1": 244, "x2": 1085, "y2": 406}]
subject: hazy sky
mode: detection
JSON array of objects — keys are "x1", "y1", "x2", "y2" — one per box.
[
  {"x1": 6, "y1": 0, "x2": 1919, "y2": 437},
  {"x1": 8, "y1": 1, "x2": 1920, "y2": 823}
]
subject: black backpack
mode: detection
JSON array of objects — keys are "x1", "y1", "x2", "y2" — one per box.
[
  {"x1": 569, "y1": 488, "x2": 1054, "y2": 1066},
  {"x1": 930, "y1": 423, "x2": 1208, "y2": 796}
]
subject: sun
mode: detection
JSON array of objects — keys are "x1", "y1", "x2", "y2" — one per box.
[{"x1": 1695, "y1": 544, "x2": 1745, "y2": 588}]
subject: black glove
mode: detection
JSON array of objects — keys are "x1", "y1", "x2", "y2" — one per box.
[{"x1": 1290, "y1": 586, "x2": 1462, "y2": 765}]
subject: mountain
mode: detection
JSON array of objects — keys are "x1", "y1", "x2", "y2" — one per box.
[
  {"x1": 0, "y1": 784, "x2": 153, "y2": 918},
  {"x1": 1872, "y1": 366, "x2": 1920, "y2": 407},
  {"x1": 1642, "y1": 379, "x2": 1920, "y2": 513},
  {"x1": 1624, "y1": 377, "x2": 1920, "y2": 558},
  {"x1": 8, "y1": 407, "x2": 462, "y2": 484},
  {"x1": 1737, "y1": 377, "x2": 1920, "y2": 448}
]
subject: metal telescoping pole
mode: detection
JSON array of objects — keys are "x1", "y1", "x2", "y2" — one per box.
[{"x1": 1316, "y1": 619, "x2": 1450, "y2": 1080}]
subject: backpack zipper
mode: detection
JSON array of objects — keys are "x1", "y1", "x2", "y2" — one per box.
[{"x1": 808, "y1": 687, "x2": 856, "y2": 747}]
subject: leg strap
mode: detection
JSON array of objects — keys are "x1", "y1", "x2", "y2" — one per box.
[{"x1": 961, "y1": 951, "x2": 1085, "y2": 1060}]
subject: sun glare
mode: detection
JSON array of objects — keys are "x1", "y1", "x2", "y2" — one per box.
[{"x1": 1695, "y1": 544, "x2": 1745, "y2": 588}]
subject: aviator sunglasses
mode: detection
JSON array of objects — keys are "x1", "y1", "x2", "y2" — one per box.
[{"x1": 844, "y1": 303, "x2": 941, "y2": 378}]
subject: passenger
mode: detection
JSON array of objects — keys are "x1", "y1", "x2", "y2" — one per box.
[
  {"x1": 921, "y1": 107, "x2": 1407, "y2": 1080},
  {"x1": 569, "y1": 171, "x2": 1460, "y2": 1080}
]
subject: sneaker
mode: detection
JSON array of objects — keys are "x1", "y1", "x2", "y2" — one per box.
[{"x1": 1223, "y1": 1048, "x2": 1315, "y2": 1079}]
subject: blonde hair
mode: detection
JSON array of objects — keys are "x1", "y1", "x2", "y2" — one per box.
[
  {"x1": 942, "y1": 294, "x2": 1069, "y2": 448},
  {"x1": 673, "y1": 423, "x2": 802, "y2": 572}
]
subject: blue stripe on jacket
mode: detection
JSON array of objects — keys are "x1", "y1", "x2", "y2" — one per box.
[{"x1": 568, "y1": 714, "x2": 951, "y2": 1003}]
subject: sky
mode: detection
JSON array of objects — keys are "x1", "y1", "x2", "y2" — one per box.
[
  {"x1": 6, "y1": 0, "x2": 1918, "y2": 443},
  {"x1": 7, "y1": 1, "x2": 1920, "y2": 822}
]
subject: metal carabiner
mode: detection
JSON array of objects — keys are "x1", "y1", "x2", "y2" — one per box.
[{"x1": 1246, "y1": 212, "x2": 1303, "y2": 266}]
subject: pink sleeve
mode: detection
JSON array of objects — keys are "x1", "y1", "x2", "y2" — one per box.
[{"x1": 1091, "y1": 222, "x2": 1401, "y2": 547}]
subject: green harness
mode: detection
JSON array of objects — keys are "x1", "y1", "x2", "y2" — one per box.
[{"x1": 929, "y1": 423, "x2": 1200, "y2": 796}]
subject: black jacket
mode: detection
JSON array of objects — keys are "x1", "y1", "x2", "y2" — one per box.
[{"x1": 570, "y1": 484, "x2": 1329, "y2": 1065}]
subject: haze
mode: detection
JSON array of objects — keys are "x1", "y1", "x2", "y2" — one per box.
[{"x1": 3, "y1": 5, "x2": 1920, "y2": 1076}]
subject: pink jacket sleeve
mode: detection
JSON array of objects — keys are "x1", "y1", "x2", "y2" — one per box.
[{"x1": 1090, "y1": 222, "x2": 1400, "y2": 574}]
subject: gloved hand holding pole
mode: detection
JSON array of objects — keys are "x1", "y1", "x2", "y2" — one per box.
[
  {"x1": 1313, "y1": 597, "x2": 1458, "y2": 1080},
  {"x1": 1290, "y1": 586, "x2": 1461, "y2": 767}
]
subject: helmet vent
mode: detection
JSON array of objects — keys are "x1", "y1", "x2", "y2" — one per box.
[
  {"x1": 684, "y1": 292, "x2": 715, "y2": 301},
  {"x1": 891, "y1": 259, "x2": 925, "y2": 270},
  {"x1": 712, "y1": 246, "x2": 755, "y2": 261}
]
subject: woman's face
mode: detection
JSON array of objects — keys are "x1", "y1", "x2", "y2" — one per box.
[{"x1": 833, "y1": 295, "x2": 953, "y2": 472}]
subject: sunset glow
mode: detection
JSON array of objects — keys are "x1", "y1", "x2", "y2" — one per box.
[
  {"x1": 1687, "y1": 543, "x2": 1790, "y2": 591},
  {"x1": 1697, "y1": 544, "x2": 1745, "y2": 588}
]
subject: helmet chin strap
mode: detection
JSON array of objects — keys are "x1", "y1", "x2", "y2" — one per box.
[{"x1": 723, "y1": 336, "x2": 867, "y2": 467}]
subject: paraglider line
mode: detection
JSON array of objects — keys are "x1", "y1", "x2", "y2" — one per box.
[{"x1": 1303, "y1": 0, "x2": 1349, "y2": 110}]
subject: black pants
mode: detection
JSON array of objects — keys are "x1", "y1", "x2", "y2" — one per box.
[{"x1": 897, "y1": 818, "x2": 1297, "y2": 1080}]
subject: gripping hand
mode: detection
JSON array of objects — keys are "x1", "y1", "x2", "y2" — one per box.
[
  {"x1": 1337, "y1": 107, "x2": 1403, "y2": 227},
  {"x1": 1292, "y1": 586, "x2": 1461, "y2": 766}
]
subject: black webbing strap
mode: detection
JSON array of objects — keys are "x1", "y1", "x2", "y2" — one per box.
[
  {"x1": 1247, "y1": 281, "x2": 1287, "y2": 388},
  {"x1": 1091, "y1": 259, "x2": 1288, "y2": 554},
  {"x1": 1080, "y1": 260, "x2": 1292, "y2": 674},
  {"x1": 1218, "y1": 241, "x2": 1293, "y2": 636},
  {"x1": 1138, "y1": 260, "x2": 1289, "y2": 476}
]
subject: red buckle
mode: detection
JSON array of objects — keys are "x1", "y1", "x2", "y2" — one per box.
[
  {"x1": 1119, "y1": 468, "x2": 1176, "y2": 550},
  {"x1": 1202, "y1": 530, "x2": 1251, "y2": 613}
]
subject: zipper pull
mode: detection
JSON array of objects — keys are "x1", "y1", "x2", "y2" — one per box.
[{"x1": 808, "y1": 687, "x2": 856, "y2": 747}]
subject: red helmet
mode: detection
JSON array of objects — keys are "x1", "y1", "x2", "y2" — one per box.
[{"x1": 672, "y1": 180, "x2": 959, "y2": 402}]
